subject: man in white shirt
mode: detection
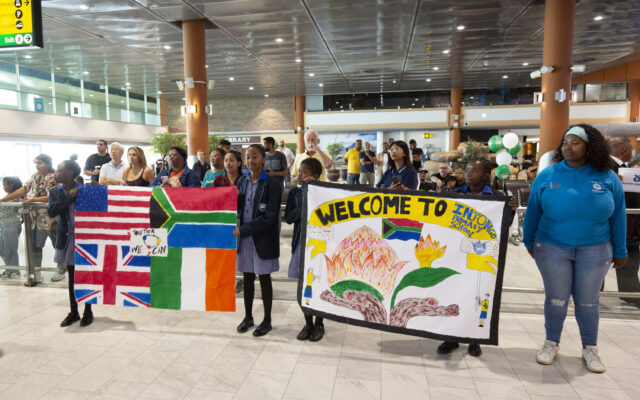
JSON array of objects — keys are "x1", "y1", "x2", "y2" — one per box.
[
  {"x1": 291, "y1": 130, "x2": 333, "y2": 182},
  {"x1": 99, "y1": 142, "x2": 126, "y2": 185},
  {"x1": 278, "y1": 139, "x2": 296, "y2": 184}
]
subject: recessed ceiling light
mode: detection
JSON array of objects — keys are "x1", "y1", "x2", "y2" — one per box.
[
  {"x1": 48, "y1": 86, "x2": 51, "y2": 89},
  {"x1": 83, "y1": 71, "x2": 89, "y2": 75},
  {"x1": 414, "y1": 98, "x2": 419, "y2": 101},
  {"x1": 392, "y1": 79, "x2": 396, "y2": 84},
  {"x1": 443, "y1": 49, "x2": 450, "y2": 54},
  {"x1": 264, "y1": 94, "x2": 269, "y2": 97},
  {"x1": 336, "y1": 102, "x2": 339, "y2": 104},
  {"x1": 126, "y1": 82, "x2": 131, "y2": 85},
  {"x1": 205, "y1": 65, "x2": 208, "y2": 68},
  {"x1": 522, "y1": 62, "x2": 529, "y2": 66},
  {"x1": 79, "y1": 4, "x2": 88, "y2": 10},
  {"x1": 24, "y1": 55, "x2": 32, "y2": 59},
  {"x1": 470, "y1": 96, "x2": 474, "y2": 99},
  {"x1": 318, "y1": 83, "x2": 323, "y2": 87},
  {"x1": 275, "y1": 38, "x2": 283, "y2": 43},
  {"x1": 593, "y1": 15, "x2": 604, "y2": 21},
  {"x1": 157, "y1": 91, "x2": 162, "y2": 94},
  {"x1": 502, "y1": 75, "x2": 508, "y2": 79},
  {"x1": 163, "y1": 45, "x2": 171, "y2": 50},
  {"x1": 411, "y1": 103, "x2": 415, "y2": 106},
  {"x1": 433, "y1": 66, "x2": 439, "y2": 71},
  {"x1": 426, "y1": 78, "x2": 431, "y2": 82},
  {"x1": 120, "y1": 100, "x2": 124, "y2": 103},
  {"x1": 456, "y1": 25, "x2": 465, "y2": 31},
  {"x1": 56, "y1": 67, "x2": 60, "y2": 70},
  {"x1": 308, "y1": 73, "x2": 315, "y2": 77},
  {"x1": 295, "y1": 58, "x2": 302, "y2": 63},
  {"x1": 249, "y1": 86, "x2": 254, "y2": 90},
  {"x1": 228, "y1": 77, "x2": 234, "y2": 81},
  {"x1": 89, "y1": 94, "x2": 93, "y2": 97}
]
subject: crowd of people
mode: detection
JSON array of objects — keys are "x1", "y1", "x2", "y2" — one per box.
[{"x1": 0, "y1": 124, "x2": 635, "y2": 373}]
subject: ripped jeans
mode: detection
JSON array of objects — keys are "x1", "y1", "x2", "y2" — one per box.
[{"x1": 534, "y1": 240, "x2": 612, "y2": 346}]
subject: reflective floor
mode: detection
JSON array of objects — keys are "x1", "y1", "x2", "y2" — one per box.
[{"x1": 0, "y1": 226, "x2": 639, "y2": 399}]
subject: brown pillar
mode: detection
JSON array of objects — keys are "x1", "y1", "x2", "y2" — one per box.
[
  {"x1": 449, "y1": 88, "x2": 462, "y2": 151},
  {"x1": 629, "y1": 81, "x2": 640, "y2": 149},
  {"x1": 539, "y1": 0, "x2": 575, "y2": 155},
  {"x1": 182, "y1": 20, "x2": 209, "y2": 159},
  {"x1": 294, "y1": 95, "x2": 305, "y2": 154}
]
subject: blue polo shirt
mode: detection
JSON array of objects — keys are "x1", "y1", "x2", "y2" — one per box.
[{"x1": 376, "y1": 165, "x2": 418, "y2": 190}]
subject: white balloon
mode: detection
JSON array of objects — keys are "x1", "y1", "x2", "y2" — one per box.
[
  {"x1": 496, "y1": 149, "x2": 513, "y2": 166},
  {"x1": 502, "y1": 132, "x2": 519, "y2": 149}
]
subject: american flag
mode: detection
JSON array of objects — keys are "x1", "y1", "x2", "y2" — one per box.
[
  {"x1": 75, "y1": 186, "x2": 152, "y2": 244},
  {"x1": 74, "y1": 186, "x2": 153, "y2": 307}
]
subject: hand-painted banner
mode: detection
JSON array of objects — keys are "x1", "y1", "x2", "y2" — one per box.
[
  {"x1": 298, "y1": 182, "x2": 511, "y2": 345},
  {"x1": 74, "y1": 186, "x2": 237, "y2": 312}
]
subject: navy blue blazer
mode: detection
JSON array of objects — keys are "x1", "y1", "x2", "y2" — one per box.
[
  {"x1": 150, "y1": 166, "x2": 200, "y2": 187},
  {"x1": 237, "y1": 171, "x2": 282, "y2": 260},
  {"x1": 48, "y1": 184, "x2": 77, "y2": 250}
]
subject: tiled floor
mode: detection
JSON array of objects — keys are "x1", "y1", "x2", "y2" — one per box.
[{"x1": 1, "y1": 231, "x2": 639, "y2": 399}]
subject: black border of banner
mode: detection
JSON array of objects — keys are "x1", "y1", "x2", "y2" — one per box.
[{"x1": 296, "y1": 181, "x2": 511, "y2": 345}]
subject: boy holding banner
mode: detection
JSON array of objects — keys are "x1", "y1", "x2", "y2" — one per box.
[
  {"x1": 437, "y1": 158, "x2": 517, "y2": 356},
  {"x1": 286, "y1": 157, "x2": 326, "y2": 341}
]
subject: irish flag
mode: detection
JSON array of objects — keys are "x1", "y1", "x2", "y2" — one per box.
[{"x1": 149, "y1": 187, "x2": 237, "y2": 311}]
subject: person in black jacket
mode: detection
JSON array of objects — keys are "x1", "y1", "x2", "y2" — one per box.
[
  {"x1": 49, "y1": 159, "x2": 93, "y2": 327},
  {"x1": 233, "y1": 144, "x2": 283, "y2": 337},
  {"x1": 285, "y1": 157, "x2": 325, "y2": 341}
]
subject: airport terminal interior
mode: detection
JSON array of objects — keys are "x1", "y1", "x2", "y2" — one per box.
[{"x1": 0, "y1": 0, "x2": 639, "y2": 399}]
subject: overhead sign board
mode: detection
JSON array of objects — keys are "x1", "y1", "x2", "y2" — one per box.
[{"x1": 0, "y1": 0, "x2": 43, "y2": 51}]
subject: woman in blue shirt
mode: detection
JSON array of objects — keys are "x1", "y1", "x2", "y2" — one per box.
[
  {"x1": 375, "y1": 141, "x2": 418, "y2": 190},
  {"x1": 523, "y1": 124, "x2": 627, "y2": 373}
]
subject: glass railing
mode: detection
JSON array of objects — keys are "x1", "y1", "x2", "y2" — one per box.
[{"x1": 0, "y1": 89, "x2": 165, "y2": 126}]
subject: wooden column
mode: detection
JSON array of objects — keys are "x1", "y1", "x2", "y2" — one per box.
[
  {"x1": 294, "y1": 95, "x2": 305, "y2": 154},
  {"x1": 182, "y1": 20, "x2": 209, "y2": 159},
  {"x1": 539, "y1": 0, "x2": 575, "y2": 155},
  {"x1": 449, "y1": 88, "x2": 462, "y2": 151},
  {"x1": 629, "y1": 81, "x2": 640, "y2": 149}
]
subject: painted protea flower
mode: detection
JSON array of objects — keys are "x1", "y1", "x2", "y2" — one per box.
[
  {"x1": 414, "y1": 234, "x2": 446, "y2": 268},
  {"x1": 325, "y1": 226, "x2": 408, "y2": 297}
]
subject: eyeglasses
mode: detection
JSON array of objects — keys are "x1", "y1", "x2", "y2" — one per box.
[
  {"x1": 168, "y1": 153, "x2": 180, "y2": 158},
  {"x1": 389, "y1": 147, "x2": 402, "y2": 152}
]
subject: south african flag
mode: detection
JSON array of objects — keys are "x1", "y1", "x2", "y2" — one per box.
[{"x1": 382, "y1": 218, "x2": 423, "y2": 241}]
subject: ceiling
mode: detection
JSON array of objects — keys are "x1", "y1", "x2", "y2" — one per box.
[{"x1": 0, "y1": 0, "x2": 638, "y2": 101}]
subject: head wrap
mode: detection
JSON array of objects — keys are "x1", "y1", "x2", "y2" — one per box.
[{"x1": 564, "y1": 126, "x2": 588, "y2": 143}]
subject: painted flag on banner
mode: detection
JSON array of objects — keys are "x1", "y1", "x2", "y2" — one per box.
[
  {"x1": 73, "y1": 186, "x2": 237, "y2": 311},
  {"x1": 382, "y1": 218, "x2": 423, "y2": 241},
  {"x1": 74, "y1": 186, "x2": 152, "y2": 306},
  {"x1": 74, "y1": 243, "x2": 151, "y2": 307},
  {"x1": 149, "y1": 187, "x2": 237, "y2": 311}
]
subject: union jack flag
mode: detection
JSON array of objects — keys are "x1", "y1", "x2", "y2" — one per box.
[{"x1": 74, "y1": 242, "x2": 151, "y2": 307}]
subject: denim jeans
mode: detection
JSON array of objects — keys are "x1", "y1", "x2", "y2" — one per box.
[
  {"x1": 346, "y1": 173, "x2": 360, "y2": 185},
  {"x1": 534, "y1": 240, "x2": 612, "y2": 346},
  {"x1": 0, "y1": 223, "x2": 21, "y2": 267}
]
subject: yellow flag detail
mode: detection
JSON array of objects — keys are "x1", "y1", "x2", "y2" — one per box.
[
  {"x1": 466, "y1": 253, "x2": 497, "y2": 275},
  {"x1": 307, "y1": 238, "x2": 326, "y2": 259}
]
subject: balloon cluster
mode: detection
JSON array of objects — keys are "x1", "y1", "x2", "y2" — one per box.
[{"x1": 488, "y1": 132, "x2": 521, "y2": 180}]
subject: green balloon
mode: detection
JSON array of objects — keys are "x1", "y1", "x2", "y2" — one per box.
[
  {"x1": 496, "y1": 165, "x2": 511, "y2": 180},
  {"x1": 506, "y1": 141, "x2": 521, "y2": 155},
  {"x1": 488, "y1": 135, "x2": 503, "y2": 152}
]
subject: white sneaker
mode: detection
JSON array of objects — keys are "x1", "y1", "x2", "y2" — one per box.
[
  {"x1": 582, "y1": 346, "x2": 606, "y2": 373},
  {"x1": 536, "y1": 340, "x2": 559, "y2": 365},
  {"x1": 51, "y1": 272, "x2": 66, "y2": 282}
]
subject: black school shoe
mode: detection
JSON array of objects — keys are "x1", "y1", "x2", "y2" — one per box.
[
  {"x1": 297, "y1": 324, "x2": 313, "y2": 341},
  {"x1": 468, "y1": 343, "x2": 482, "y2": 357},
  {"x1": 253, "y1": 322, "x2": 272, "y2": 337},
  {"x1": 60, "y1": 312, "x2": 80, "y2": 327},
  {"x1": 237, "y1": 317, "x2": 254, "y2": 333},
  {"x1": 80, "y1": 312, "x2": 94, "y2": 327},
  {"x1": 308, "y1": 323, "x2": 325, "y2": 342},
  {"x1": 437, "y1": 341, "x2": 460, "y2": 354}
]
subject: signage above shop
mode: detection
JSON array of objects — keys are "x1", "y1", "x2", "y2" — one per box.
[
  {"x1": 0, "y1": 0, "x2": 43, "y2": 51},
  {"x1": 225, "y1": 136, "x2": 261, "y2": 144}
]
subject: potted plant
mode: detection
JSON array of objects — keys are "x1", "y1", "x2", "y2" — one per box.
[{"x1": 326, "y1": 143, "x2": 344, "y2": 182}]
